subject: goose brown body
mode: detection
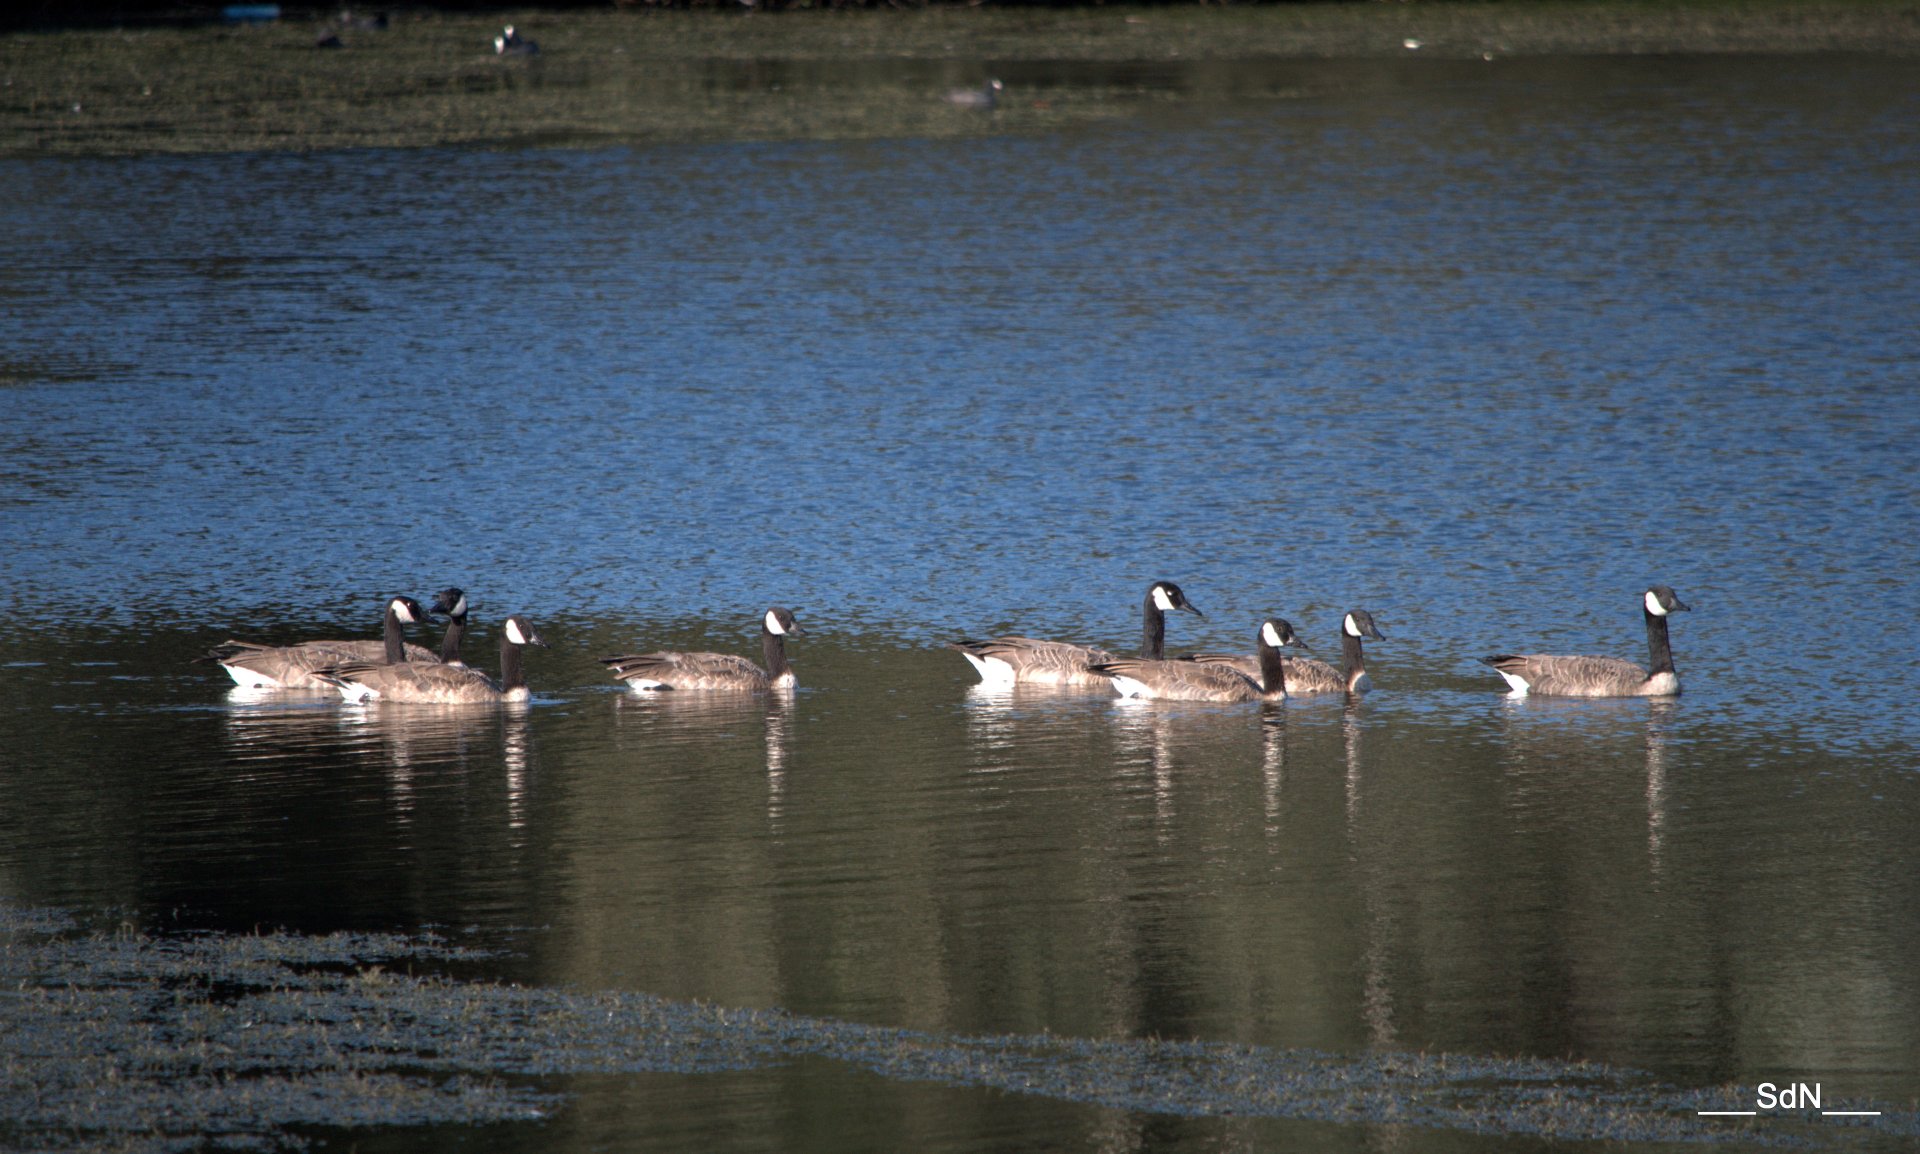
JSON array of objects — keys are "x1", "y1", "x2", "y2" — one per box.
[
  {"x1": 1481, "y1": 586, "x2": 1690, "y2": 697},
  {"x1": 1095, "y1": 618, "x2": 1303, "y2": 702},
  {"x1": 950, "y1": 582, "x2": 1201, "y2": 687},
  {"x1": 603, "y1": 607, "x2": 803, "y2": 693},
  {"x1": 317, "y1": 615, "x2": 545, "y2": 704},
  {"x1": 205, "y1": 596, "x2": 434, "y2": 689}
]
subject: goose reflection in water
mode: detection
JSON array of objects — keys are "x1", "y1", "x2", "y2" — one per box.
[
  {"x1": 221, "y1": 688, "x2": 358, "y2": 774},
  {"x1": 222, "y1": 689, "x2": 536, "y2": 833},
  {"x1": 1495, "y1": 693, "x2": 1681, "y2": 876},
  {"x1": 957, "y1": 681, "x2": 1106, "y2": 775},
  {"x1": 1335, "y1": 696, "x2": 1400, "y2": 1048},
  {"x1": 1107, "y1": 697, "x2": 1278, "y2": 839},
  {"x1": 1260, "y1": 713, "x2": 1287, "y2": 836},
  {"x1": 613, "y1": 689, "x2": 793, "y2": 821},
  {"x1": 333, "y1": 701, "x2": 531, "y2": 828}
]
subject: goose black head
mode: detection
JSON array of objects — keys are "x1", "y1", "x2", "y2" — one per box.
[
  {"x1": 502, "y1": 615, "x2": 548, "y2": 648},
  {"x1": 1644, "y1": 586, "x2": 1690, "y2": 617},
  {"x1": 1343, "y1": 609, "x2": 1385, "y2": 641},
  {"x1": 1258, "y1": 618, "x2": 1305, "y2": 652},
  {"x1": 763, "y1": 607, "x2": 804, "y2": 637},
  {"x1": 387, "y1": 596, "x2": 431, "y2": 625},
  {"x1": 1149, "y1": 581, "x2": 1203, "y2": 617},
  {"x1": 431, "y1": 587, "x2": 469, "y2": 620}
]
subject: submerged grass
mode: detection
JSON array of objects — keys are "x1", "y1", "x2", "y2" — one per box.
[
  {"x1": 3, "y1": 901, "x2": 1914, "y2": 1152},
  {"x1": 2, "y1": 1, "x2": 1918, "y2": 154}
]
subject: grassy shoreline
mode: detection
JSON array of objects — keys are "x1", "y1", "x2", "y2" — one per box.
[{"x1": 5, "y1": 1, "x2": 1919, "y2": 154}]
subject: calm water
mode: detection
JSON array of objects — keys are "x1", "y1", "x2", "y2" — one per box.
[{"x1": 3, "y1": 53, "x2": 1919, "y2": 1153}]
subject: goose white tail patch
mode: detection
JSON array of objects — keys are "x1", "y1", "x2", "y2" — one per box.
[
  {"x1": 1262, "y1": 622, "x2": 1285, "y2": 649},
  {"x1": 1151, "y1": 586, "x2": 1176, "y2": 612},
  {"x1": 1110, "y1": 675, "x2": 1152, "y2": 698},
  {"x1": 1496, "y1": 670, "x2": 1532, "y2": 695},
  {"x1": 1645, "y1": 590, "x2": 1669, "y2": 617},
  {"x1": 960, "y1": 651, "x2": 1017, "y2": 687},
  {"x1": 223, "y1": 665, "x2": 279, "y2": 689},
  {"x1": 626, "y1": 677, "x2": 670, "y2": 692},
  {"x1": 764, "y1": 609, "x2": 786, "y2": 636},
  {"x1": 334, "y1": 680, "x2": 378, "y2": 703},
  {"x1": 505, "y1": 618, "x2": 529, "y2": 645}
]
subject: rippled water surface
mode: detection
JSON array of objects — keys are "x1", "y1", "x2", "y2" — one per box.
[{"x1": 3, "y1": 53, "x2": 1919, "y2": 1153}]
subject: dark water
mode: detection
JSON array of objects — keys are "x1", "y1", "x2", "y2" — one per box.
[{"x1": 3, "y1": 54, "x2": 1919, "y2": 1152}]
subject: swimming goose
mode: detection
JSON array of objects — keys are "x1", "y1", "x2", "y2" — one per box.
[
  {"x1": 1095, "y1": 618, "x2": 1303, "y2": 702},
  {"x1": 203, "y1": 596, "x2": 435, "y2": 689},
  {"x1": 1187, "y1": 609, "x2": 1386, "y2": 695},
  {"x1": 944, "y1": 79, "x2": 1003, "y2": 108},
  {"x1": 430, "y1": 587, "x2": 470, "y2": 667},
  {"x1": 948, "y1": 581, "x2": 1202, "y2": 687},
  {"x1": 1481, "y1": 585, "x2": 1691, "y2": 697},
  {"x1": 602, "y1": 607, "x2": 804, "y2": 692},
  {"x1": 317, "y1": 615, "x2": 547, "y2": 704}
]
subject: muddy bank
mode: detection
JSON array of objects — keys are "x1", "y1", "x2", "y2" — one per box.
[
  {"x1": 3, "y1": 903, "x2": 1912, "y2": 1152},
  {"x1": 3, "y1": 2, "x2": 1918, "y2": 154}
]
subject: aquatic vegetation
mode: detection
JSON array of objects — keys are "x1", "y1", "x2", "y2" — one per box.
[
  {"x1": 2, "y1": 3, "x2": 1917, "y2": 155},
  {"x1": 3, "y1": 902, "x2": 1910, "y2": 1151}
]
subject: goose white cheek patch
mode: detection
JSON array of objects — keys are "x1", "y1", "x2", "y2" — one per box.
[
  {"x1": 393, "y1": 602, "x2": 419, "y2": 624},
  {"x1": 1152, "y1": 587, "x2": 1176, "y2": 612},
  {"x1": 1262, "y1": 622, "x2": 1284, "y2": 649},
  {"x1": 1645, "y1": 591, "x2": 1669, "y2": 617},
  {"x1": 505, "y1": 619, "x2": 528, "y2": 645},
  {"x1": 449, "y1": 596, "x2": 468, "y2": 617},
  {"x1": 764, "y1": 610, "x2": 786, "y2": 635},
  {"x1": 1344, "y1": 614, "x2": 1361, "y2": 637}
]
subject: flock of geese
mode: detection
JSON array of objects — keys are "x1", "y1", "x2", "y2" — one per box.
[{"x1": 203, "y1": 582, "x2": 1690, "y2": 705}]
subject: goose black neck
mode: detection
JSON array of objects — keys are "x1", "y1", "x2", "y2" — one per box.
[
  {"x1": 1645, "y1": 608, "x2": 1676, "y2": 675},
  {"x1": 439, "y1": 615, "x2": 466, "y2": 664},
  {"x1": 762, "y1": 630, "x2": 791, "y2": 679},
  {"x1": 499, "y1": 636, "x2": 526, "y2": 692},
  {"x1": 1342, "y1": 631, "x2": 1367, "y2": 680},
  {"x1": 1141, "y1": 594, "x2": 1166, "y2": 659},
  {"x1": 383, "y1": 606, "x2": 407, "y2": 664},
  {"x1": 1257, "y1": 640, "x2": 1289, "y2": 696}
]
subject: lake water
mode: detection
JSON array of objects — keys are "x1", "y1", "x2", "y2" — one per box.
[{"x1": 2, "y1": 51, "x2": 1919, "y2": 1153}]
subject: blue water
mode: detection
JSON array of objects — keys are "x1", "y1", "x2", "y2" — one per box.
[
  {"x1": 2, "y1": 52, "x2": 1919, "y2": 1153},
  {"x1": 7, "y1": 62, "x2": 1918, "y2": 756}
]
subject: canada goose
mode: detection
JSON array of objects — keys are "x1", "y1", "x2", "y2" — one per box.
[
  {"x1": 1187, "y1": 609, "x2": 1386, "y2": 695},
  {"x1": 204, "y1": 596, "x2": 435, "y2": 689},
  {"x1": 430, "y1": 587, "x2": 470, "y2": 667},
  {"x1": 317, "y1": 615, "x2": 547, "y2": 704},
  {"x1": 494, "y1": 24, "x2": 538, "y2": 55},
  {"x1": 1094, "y1": 618, "x2": 1304, "y2": 702},
  {"x1": 601, "y1": 607, "x2": 804, "y2": 692},
  {"x1": 948, "y1": 581, "x2": 1202, "y2": 687},
  {"x1": 944, "y1": 79, "x2": 1003, "y2": 108},
  {"x1": 1481, "y1": 585, "x2": 1691, "y2": 697}
]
